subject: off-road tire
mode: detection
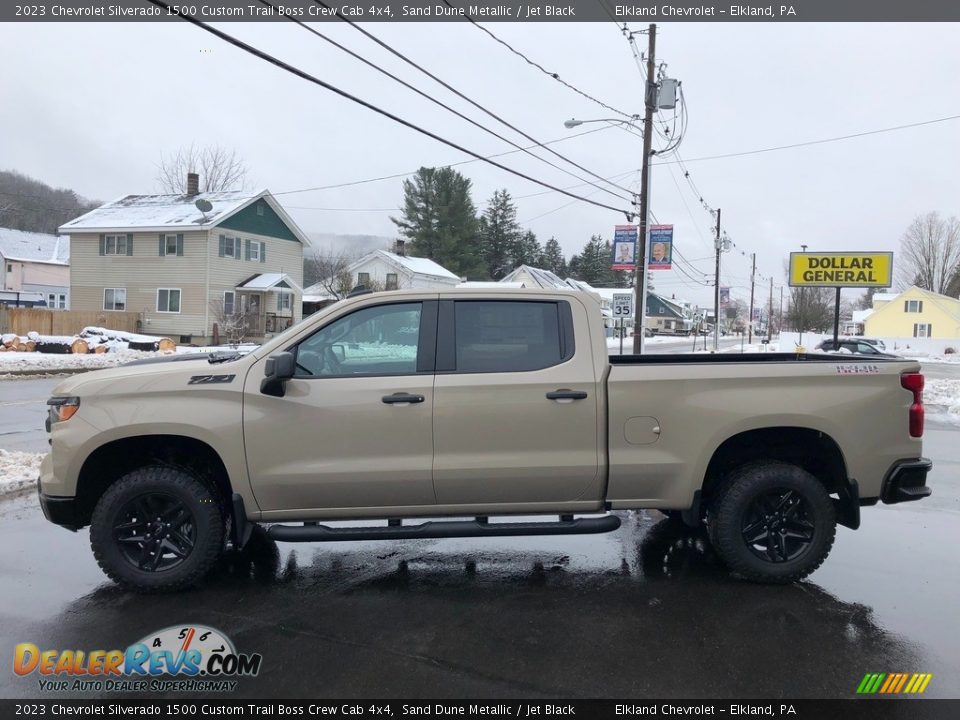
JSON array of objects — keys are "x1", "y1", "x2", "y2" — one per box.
[
  {"x1": 706, "y1": 461, "x2": 836, "y2": 584},
  {"x1": 89, "y1": 465, "x2": 225, "y2": 592}
]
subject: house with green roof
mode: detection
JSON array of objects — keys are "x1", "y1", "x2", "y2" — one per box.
[{"x1": 59, "y1": 174, "x2": 310, "y2": 343}]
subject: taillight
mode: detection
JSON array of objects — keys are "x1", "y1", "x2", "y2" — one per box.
[{"x1": 901, "y1": 372, "x2": 924, "y2": 438}]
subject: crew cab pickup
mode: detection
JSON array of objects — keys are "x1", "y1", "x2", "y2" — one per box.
[{"x1": 38, "y1": 288, "x2": 932, "y2": 591}]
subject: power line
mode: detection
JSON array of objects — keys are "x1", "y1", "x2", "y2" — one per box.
[
  {"x1": 148, "y1": 1, "x2": 635, "y2": 219},
  {"x1": 518, "y1": 170, "x2": 641, "y2": 224},
  {"x1": 447, "y1": 0, "x2": 635, "y2": 122},
  {"x1": 311, "y1": 0, "x2": 637, "y2": 200},
  {"x1": 271, "y1": 124, "x2": 617, "y2": 197},
  {"x1": 652, "y1": 112, "x2": 960, "y2": 165},
  {"x1": 265, "y1": 0, "x2": 632, "y2": 205}
]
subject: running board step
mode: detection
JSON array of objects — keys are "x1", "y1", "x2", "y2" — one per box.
[{"x1": 267, "y1": 514, "x2": 621, "y2": 543}]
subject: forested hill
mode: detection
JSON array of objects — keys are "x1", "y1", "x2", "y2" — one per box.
[{"x1": 0, "y1": 170, "x2": 100, "y2": 235}]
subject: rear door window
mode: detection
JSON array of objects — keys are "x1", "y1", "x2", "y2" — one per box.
[{"x1": 452, "y1": 301, "x2": 568, "y2": 373}]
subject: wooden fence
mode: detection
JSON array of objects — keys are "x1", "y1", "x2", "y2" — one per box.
[{"x1": 0, "y1": 307, "x2": 141, "y2": 337}]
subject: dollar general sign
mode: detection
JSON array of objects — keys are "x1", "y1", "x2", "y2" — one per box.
[{"x1": 789, "y1": 252, "x2": 893, "y2": 288}]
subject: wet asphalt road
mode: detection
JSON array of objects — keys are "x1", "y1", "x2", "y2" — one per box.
[{"x1": 0, "y1": 417, "x2": 957, "y2": 700}]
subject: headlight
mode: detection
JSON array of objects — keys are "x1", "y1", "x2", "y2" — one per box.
[{"x1": 46, "y1": 397, "x2": 80, "y2": 430}]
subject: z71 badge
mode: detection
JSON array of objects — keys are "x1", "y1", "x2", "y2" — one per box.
[{"x1": 188, "y1": 374, "x2": 236, "y2": 385}]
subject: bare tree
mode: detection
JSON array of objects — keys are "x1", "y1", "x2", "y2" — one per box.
[
  {"x1": 785, "y1": 286, "x2": 835, "y2": 332},
  {"x1": 896, "y1": 212, "x2": 960, "y2": 294},
  {"x1": 304, "y1": 249, "x2": 361, "y2": 301},
  {"x1": 157, "y1": 144, "x2": 249, "y2": 194},
  {"x1": 209, "y1": 297, "x2": 257, "y2": 344}
]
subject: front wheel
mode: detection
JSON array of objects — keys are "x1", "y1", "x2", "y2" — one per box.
[
  {"x1": 707, "y1": 461, "x2": 836, "y2": 584},
  {"x1": 89, "y1": 465, "x2": 225, "y2": 592}
]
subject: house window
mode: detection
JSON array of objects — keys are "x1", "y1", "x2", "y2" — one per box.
[
  {"x1": 47, "y1": 293, "x2": 66, "y2": 309},
  {"x1": 103, "y1": 288, "x2": 126, "y2": 311},
  {"x1": 385, "y1": 273, "x2": 398, "y2": 290},
  {"x1": 277, "y1": 291, "x2": 292, "y2": 311},
  {"x1": 914, "y1": 323, "x2": 932, "y2": 338},
  {"x1": 5, "y1": 264, "x2": 11, "y2": 273},
  {"x1": 256, "y1": 204, "x2": 264, "y2": 216},
  {"x1": 164, "y1": 234, "x2": 179, "y2": 256},
  {"x1": 223, "y1": 291, "x2": 236, "y2": 316},
  {"x1": 905, "y1": 300, "x2": 923, "y2": 313},
  {"x1": 249, "y1": 241, "x2": 261, "y2": 262},
  {"x1": 157, "y1": 288, "x2": 182, "y2": 313},
  {"x1": 104, "y1": 234, "x2": 128, "y2": 255},
  {"x1": 357, "y1": 272, "x2": 370, "y2": 286},
  {"x1": 220, "y1": 235, "x2": 240, "y2": 258}
]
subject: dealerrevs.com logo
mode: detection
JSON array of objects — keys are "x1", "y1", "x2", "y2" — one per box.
[{"x1": 14, "y1": 625, "x2": 262, "y2": 693}]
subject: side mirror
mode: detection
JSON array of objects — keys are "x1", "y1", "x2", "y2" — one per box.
[{"x1": 261, "y1": 351, "x2": 296, "y2": 397}]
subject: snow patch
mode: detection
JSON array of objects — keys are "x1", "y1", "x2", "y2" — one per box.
[
  {"x1": 924, "y1": 378, "x2": 960, "y2": 419},
  {"x1": 0, "y1": 450, "x2": 43, "y2": 495}
]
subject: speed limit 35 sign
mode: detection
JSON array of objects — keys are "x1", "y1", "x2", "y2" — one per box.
[{"x1": 612, "y1": 293, "x2": 633, "y2": 317}]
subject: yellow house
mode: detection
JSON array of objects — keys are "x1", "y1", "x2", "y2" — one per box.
[{"x1": 864, "y1": 286, "x2": 960, "y2": 339}]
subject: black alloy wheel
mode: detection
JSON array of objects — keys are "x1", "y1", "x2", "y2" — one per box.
[
  {"x1": 740, "y1": 487, "x2": 816, "y2": 563},
  {"x1": 114, "y1": 492, "x2": 197, "y2": 572}
]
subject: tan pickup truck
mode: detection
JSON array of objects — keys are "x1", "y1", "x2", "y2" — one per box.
[{"x1": 38, "y1": 288, "x2": 931, "y2": 591}]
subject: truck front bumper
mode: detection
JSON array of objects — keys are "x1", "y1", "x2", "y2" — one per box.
[
  {"x1": 881, "y1": 458, "x2": 933, "y2": 504},
  {"x1": 38, "y1": 480, "x2": 80, "y2": 531}
]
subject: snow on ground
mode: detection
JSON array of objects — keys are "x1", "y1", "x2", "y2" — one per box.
[
  {"x1": 0, "y1": 343, "x2": 258, "y2": 375},
  {"x1": 923, "y1": 378, "x2": 960, "y2": 423},
  {"x1": 0, "y1": 348, "x2": 174, "y2": 373},
  {"x1": 0, "y1": 450, "x2": 43, "y2": 495}
]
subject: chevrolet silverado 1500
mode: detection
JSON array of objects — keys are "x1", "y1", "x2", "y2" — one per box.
[{"x1": 38, "y1": 288, "x2": 932, "y2": 591}]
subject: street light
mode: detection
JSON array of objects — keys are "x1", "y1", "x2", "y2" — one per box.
[
  {"x1": 562, "y1": 113, "x2": 649, "y2": 353},
  {"x1": 563, "y1": 116, "x2": 641, "y2": 129}
]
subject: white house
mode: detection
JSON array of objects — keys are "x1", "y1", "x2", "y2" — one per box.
[
  {"x1": 348, "y1": 249, "x2": 460, "y2": 290},
  {"x1": 0, "y1": 228, "x2": 71, "y2": 308}
]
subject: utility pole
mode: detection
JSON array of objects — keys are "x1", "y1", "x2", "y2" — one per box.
[
  {"x1": 632, "y1": 23, "x2": 656, "y2": 355},
  {"x1": 799, "y1": 244, "x2": 808, "y2": 346},
  {"x1": 779, "y1": 286, "x2": 784, "y2": 339},
  {"x1": 712, "y1": 208, "x2": 722, "y2": 351},
  {"x1": 767, "y1": 276, "x2": 774, "y2": 342},
  {"x1": 747, "y1": 252, "x2": 756, "y2": 345}
]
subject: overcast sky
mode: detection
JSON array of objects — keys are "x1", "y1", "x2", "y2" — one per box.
[{"x1": 2, "y1": 20, "x2": 959, "y2": 306}]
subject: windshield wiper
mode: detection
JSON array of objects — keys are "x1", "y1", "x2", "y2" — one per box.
[{"x1": 207, "y1": 351, "x2": 241, "y2": 364}]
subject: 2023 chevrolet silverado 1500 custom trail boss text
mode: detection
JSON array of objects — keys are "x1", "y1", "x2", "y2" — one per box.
[{"x1": 37, "y1": 288, "x2": 932, "y2": 591}]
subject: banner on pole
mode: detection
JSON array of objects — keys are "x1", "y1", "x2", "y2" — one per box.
[
  {"x1": 648, "y1": 225, "x2": 673, "y2": 270},
  {"x1": 719, "y1": 286, "x2": 730, "y2": 305},
  {"x1": 611, "y1": 225, "x2": 638, "y2": 271}
]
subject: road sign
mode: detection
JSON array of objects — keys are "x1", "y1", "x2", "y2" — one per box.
[{"x1": 612, "y1": 293, "x2": 633, "y2": 317}]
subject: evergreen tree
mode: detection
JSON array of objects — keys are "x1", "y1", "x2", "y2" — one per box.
[
  {"x1": 391, "y1": 167, "x2": 484, "y2": 278},
  {"x1": 512, "y1": 230, "x2": 542, "y2": 268},
  {"x1": 478, "y1": 189, "x2": 522, "y2": 279},
  {"x1": 571, "y1": 235, "x2": 611, "y2": 285},
  {"x1": 539, "y1": 236, "x2": 568, "y2": 277}
]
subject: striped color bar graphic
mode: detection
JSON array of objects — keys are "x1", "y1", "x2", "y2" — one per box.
[{"x1": 857, "y1": 672, "x2": 932, "y2": 694}]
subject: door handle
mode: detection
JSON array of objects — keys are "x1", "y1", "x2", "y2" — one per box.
[
  {"x1": 546, "y1": 390, "x2": 588, "y2": 401},
  {"x1": 382, "y1": 393, "x2": 425, "y2": 404}
]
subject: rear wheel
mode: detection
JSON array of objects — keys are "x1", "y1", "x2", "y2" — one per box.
[
  {"x1": 707, "y1": 461, "x2": 836, "y2": 584},
  {"x1": 89, "y1": 465, "x2": 225, "y2": 592}
]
